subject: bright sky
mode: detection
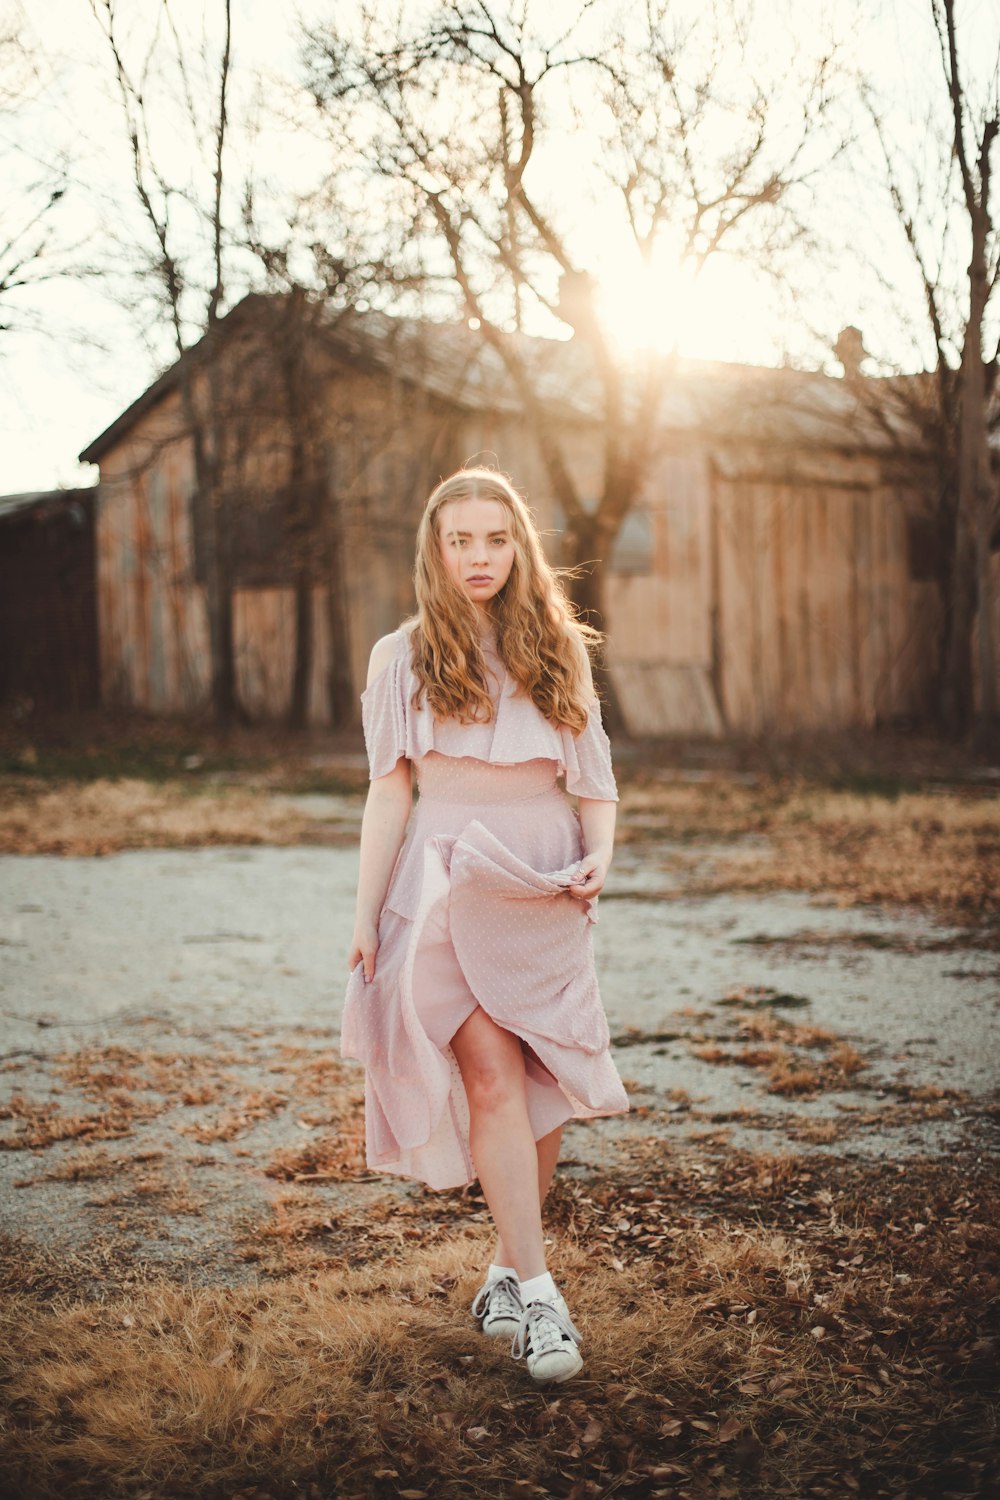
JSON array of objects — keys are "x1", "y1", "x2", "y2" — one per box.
[{"x1": 0, "y1": 0, "x2": 996, "y2": 494}]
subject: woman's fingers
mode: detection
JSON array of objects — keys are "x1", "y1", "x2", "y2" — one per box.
[
  {"x1": 348, "y1": 937, "x2": 379, "y2": 982},
  {"x1": 567, "y1": 857, "x2": 607, "y2": 900}
]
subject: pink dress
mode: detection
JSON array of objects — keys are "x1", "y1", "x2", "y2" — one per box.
[{"x1": 340, "y1": 622, "x2": 629, "y2": 1190}]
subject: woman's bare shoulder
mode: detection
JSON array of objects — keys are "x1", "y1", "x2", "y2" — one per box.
[{"x1": 366, "y1": 623, "x2": 417, "y2": 687}]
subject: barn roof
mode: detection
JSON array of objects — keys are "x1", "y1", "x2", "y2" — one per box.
[
  {"x1": 0, "y1": 489, "x2": 95, "y2": 525},
  {"x1": 79, "y1": 293, "x2": 927, "y2": 466}
]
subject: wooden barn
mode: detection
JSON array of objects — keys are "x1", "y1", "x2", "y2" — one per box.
[{"x1": 77, "y1": 295, "x2": 988, "y2": 736}]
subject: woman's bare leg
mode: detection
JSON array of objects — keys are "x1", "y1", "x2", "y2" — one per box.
[
  {"x1": 493, "y1": 1125, "x2": 562, "y2": 1269},
  {"x1": 450, "y1": 1007, "x2": 548, "y2": 1281}
]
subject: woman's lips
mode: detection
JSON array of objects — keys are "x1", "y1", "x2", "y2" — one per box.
[{"x1": 467, "y1": 575, "x2": 492, "y2": 582}]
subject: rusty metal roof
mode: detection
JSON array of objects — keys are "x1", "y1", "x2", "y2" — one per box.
[{"x1": 78, "y1": 293, "x2": 928, "y2": 466}]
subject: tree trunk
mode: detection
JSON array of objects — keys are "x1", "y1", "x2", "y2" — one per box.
[
  {"x1": 562, "y1": 514, "x2": 626, "y2": 736},
  {"x1": 289, "y1": 567, "x2": 313, "y2": 730},
  {"x1": 938, "y1": 0, "x2": 998, "y2": 745},
  {"x1": 217, "y1": 569, "x2": 241, "y2": 726},
  {"x1": 946, "y1": 188, "x2": 996, "y2": 744},
  {"x1": 940, "y1": 520, "x2": 977, "y2": 734},
  {"x1": 974, "y1": 476, "x2": 999, "y2": 748},
  {"x1": 324, "y1": 481, "x2": 355, "y2": 729},
  {"x1": 198, "y1": 465, "x2": 239, "y2": 728}
]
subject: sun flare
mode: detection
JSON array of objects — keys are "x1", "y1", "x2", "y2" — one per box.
[{"x1": 592, "y1": 239, "x2": 783, "y2": 367}]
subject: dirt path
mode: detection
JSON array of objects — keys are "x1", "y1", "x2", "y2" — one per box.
[{"x1": 2, "y1": 813, "x2": 997, "y2": 1289}]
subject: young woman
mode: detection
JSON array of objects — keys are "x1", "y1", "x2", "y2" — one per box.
[{"x1": 342, "y1": 466, "x2": 628, "y2": 1384}]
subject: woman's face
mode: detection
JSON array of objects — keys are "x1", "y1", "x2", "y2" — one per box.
[{"x1": 437, "y1": 496, "x2": 516, "y2": 612}]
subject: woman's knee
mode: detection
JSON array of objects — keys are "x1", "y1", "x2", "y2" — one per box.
[{"x1": 452, "y1": 1010, "x2": 526, "y2": 1113}]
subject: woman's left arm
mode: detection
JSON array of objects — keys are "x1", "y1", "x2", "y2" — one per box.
[{"x1": 569, "y1": 797, "x2": 617, "y2": 901}]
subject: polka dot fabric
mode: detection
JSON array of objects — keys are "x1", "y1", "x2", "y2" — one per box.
[{"x1": 340, "y1": 624, "x2": 629, "y2": 1190}]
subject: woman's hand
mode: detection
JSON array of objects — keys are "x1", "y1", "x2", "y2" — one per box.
[
  {"x1": 348, "y1": 919, "x2": 380, "y2": 984},
  {"x1": 567, "y1": 853, "x2": 609, "y2": 901}
]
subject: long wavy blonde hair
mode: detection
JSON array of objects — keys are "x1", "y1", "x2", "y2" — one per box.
[{"x1": 405, "y1": 467, "x2": 600, "y2": 734}]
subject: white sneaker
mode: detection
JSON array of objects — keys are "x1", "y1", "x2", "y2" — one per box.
[
  {"x1": 471, "y1": 1272, "x2": 524, "y2": 1338},
  {"x1": 511, "y1": 1294, "x2": 584, "y2": 1383}
]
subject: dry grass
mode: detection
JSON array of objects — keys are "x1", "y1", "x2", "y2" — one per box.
[
  {"x1": 705, "y1": 789, "x2": 1000, "y2": 919},
  {"x1": 0, "y1": 777, "x2": 348, "y2": 855},
  {"x1": 1, "y1": 1146, "x2": 997, "y2": 1500},
  {"x1": 618, "y1": 777, "x2": 1000, "y2": 921}
]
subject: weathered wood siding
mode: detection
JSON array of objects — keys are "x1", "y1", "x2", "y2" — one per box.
[
  {"x1": 96, "y1": 395, "x2": 210, "y2": 714},
  {"x1": 593, "y1": 447, "x2": 944, "y2": 736},
  {"x1": 604, "y1": 450, "x2": 723, "y2": 735},
  {"x1": 90, "y1": 354, "x2": 986, "y2": 736},
  {"x1": 94, "y1": 363, "x2": 464, "y2": 723},
  {"x1": 710, "y1": 460, "x2": 939, "y2": 733}
]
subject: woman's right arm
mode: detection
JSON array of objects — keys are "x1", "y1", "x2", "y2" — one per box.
[
  {"x1": 347, "y1": 632, "x2": 413, "y2": 983},
  {"x1": 348, "y1": 757, "x2": 412, "y2": 983}
]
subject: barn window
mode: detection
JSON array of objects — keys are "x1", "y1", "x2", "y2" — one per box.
[
  {"x1": 189, "y1": 484, "x2": 323, "y2": 588},
  {"x1": 905, "y1": 511, "x2": 941, "y2": 582},
  {"x1": 548, "y1": 499, "x2": 654, "y2": 575},
  {"x1": 609, "y1": 508, "x2": 654, "y2": 575}
]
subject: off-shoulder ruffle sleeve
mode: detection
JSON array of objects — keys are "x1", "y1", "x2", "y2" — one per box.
[
  {"x1": 360, "y1": 631, "x2": 446, "y2": 779},
  {"x1": 359, "y1": 628, "x2": 618, "y2": 797},
  {"x1": 560, "y1": 698, "x2": 619, "y2": 801},
  {"x1": 360, "y1": 643, "x2": 409, "y2": 780}
]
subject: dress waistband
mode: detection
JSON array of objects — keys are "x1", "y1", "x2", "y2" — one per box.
[{"x1": 414, "y1": 751, "x2": 561, "y2": 806}]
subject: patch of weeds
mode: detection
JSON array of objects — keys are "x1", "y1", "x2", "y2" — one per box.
[
  {"x1": 268, "y1": 768, "x2": 368, "y2": 797},
  {"x1": 716, "y1": 984, "x2": 812, "y2": 1009},
  {"x1": 821, "y1": 770, "x2": 915, "y2": 798},
  {"x1": 611, "y1": 1026, "x2": 683, "y2": 1047},
  {"x1": 688, "y1": 1007, "x2": 869, "y2": 1100},
  {"x1": 0, "y1": 741, "x2": 254, "y2": 784}
]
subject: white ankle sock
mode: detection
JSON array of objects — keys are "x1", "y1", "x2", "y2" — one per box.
[
  {"x1": 487, "y1": 1261, "x2": 519, "y2": 1283},
  {"x1": 520, "y1": 1270, "x2": 558, "y2": 1305}
]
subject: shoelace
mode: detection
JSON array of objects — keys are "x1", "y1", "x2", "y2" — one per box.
[
  {"x1": 471, "y1": 1273, "x2": 523, "y2": 1323},
  {"x1": 510, "y1": 1299, "x2": 582, "y2": 1361}
]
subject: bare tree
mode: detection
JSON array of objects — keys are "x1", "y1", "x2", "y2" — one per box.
[
  {"x1": 303, "y1": 0, "x2": 842, "y2": 722},
  {"x1": 87, "y1": 0, "x2": 414, "y2": 730},
  {"x1": 0, "y1": 14, "x2": 75, "y2": 338},
  {"x1": 936, "y1": 0, "x2": 999, "y2": 747},
  {"x1": 851, "y1": 0, "x2": 998, "y2": 745},
  {"x1": 87, "y1": 0, "x2": 243, "y2": 723}
]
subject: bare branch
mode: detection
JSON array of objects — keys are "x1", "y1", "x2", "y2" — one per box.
[{"x1": 208, "y1": 0, "x2": 232, "y2": 326}]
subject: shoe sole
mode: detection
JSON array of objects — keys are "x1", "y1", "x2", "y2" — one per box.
[{"x1": 527, "y1": 1349, "x2": 584, "y2": 1384}]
